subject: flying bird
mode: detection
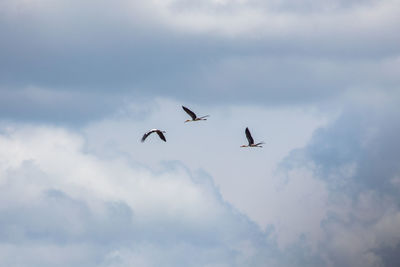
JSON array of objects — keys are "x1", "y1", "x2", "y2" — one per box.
[
  {"x1": 241, "y1": 127, "x2": 264, "y2": 148},
  {"x1": 141, "y1": 129, "x2": 167, "y2": 142},
  {"x1": 182, "y1": 106, "x2": 209, "y2": 123}
]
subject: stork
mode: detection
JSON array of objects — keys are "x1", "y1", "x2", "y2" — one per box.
[
  {"x1": 182, "y1": 106, "x2": 209, "y2": 123},
  {"x1": 141, "y1": 129, "x2": 167, "y2": 142},
  {"x1": 241, "y1": 127, "x2": 264, "y2": 148}
]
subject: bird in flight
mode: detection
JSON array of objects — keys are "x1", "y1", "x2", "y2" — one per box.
[
  {"x1": 182, "y1": 106, "x2": 209, "y2": 123},
  {"x1": 241, "y1": 127, "x2": 264, "y2": 148},
  {"x1": 141, "y1": 129, "x2": 167, "y2": 142}
]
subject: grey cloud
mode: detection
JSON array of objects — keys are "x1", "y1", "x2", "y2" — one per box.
[
  {"x1": 279, "y1": 100, "x2": 400, "y2": 266},
  {"x1": 298, "y1": 104, "x2": 400, "y2": 196},
  {"x1": 375, "y1": 243, "x2": 400, "y2": 267},
  {"x1": 0, "y1": 188, "x2": 133, "y2": 245},
  {"x1": 0, "y1": 0, "x2": 399, "y2": 122},
  {"x1": 0, "y1": 87, "x2": 125, "y2": 124}
]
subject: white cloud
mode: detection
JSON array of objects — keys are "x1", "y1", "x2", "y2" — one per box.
[{"x1": 0, "y1": 125, "x2": 278, "y2": 266}]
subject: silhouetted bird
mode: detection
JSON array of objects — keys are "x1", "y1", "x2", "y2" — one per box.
[
  {"x1": 141, "y1": 129, "x2": 167, "y2": 142},
  {"x1": 182, "y1": 106, "x2": 209, "y2": 123},
  {"x1": 241, "y1": 127, "x2": 264, "y2": 148}
]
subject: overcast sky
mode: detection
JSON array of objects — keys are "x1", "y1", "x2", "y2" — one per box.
[{"x1": 1, "y1": 0, "x2": 400, "y2": 266}]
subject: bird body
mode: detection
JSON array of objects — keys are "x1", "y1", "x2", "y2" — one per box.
[
  {"x1": 141, "y1": 129, "x2": 167, "y2": 142},
  {"x1": 241, "y1": 127, "x2": 264, "y2": 148},
  {"x1": 182, "y1": 106, "x2": 209, "y2": 123}
]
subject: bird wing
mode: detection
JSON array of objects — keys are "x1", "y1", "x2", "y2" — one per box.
[
  {"x1": 182, "y1": 106, "x2": 197, "y2": 120},
  {"x1": 141, "y1": 130, "x2": 153, "y2": 142},
  {"x1": 245, "y1": 127, "x2": 254, "y2": 145},
  {"x1": 156, "y1": 131, "x2": 167, "y2": 142}
]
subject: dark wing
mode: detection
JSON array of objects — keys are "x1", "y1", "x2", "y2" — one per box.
[
  {"x1": 245, "y1": 127, "x2": 254, "y2": 145},
  {"x1": 141, "y1": 131, "x2": 153, "y2": 142},
  {"x1": 199, "y1": 115, "x2": 210, "y2": 119},
  {"x1": 156, "y1": 131, "x2": 166, "y2": 142},
  {"x1": 182, "y1": 106, "x2": 197, "y2": 120}
]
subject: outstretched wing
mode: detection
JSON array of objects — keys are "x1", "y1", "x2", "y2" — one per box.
[
  {"x1": 141, "y1": 131, "x2": 153, "y2": 142},
  {"x1": 156, "y1": 131, "x2": 167, "y2": 142},
  {"x1": 198, "y1": 115, "x2": 210, "y2": 120},
  {"x1": 182, "y1": 106, "x2": 197, "y2": 120},
  {"x1": 245, "y1": 127, "x2": 254, "y2": 145}
]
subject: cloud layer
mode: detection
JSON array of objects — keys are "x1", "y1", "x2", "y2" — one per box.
[{"x1": 1, "y1": 0, "x2": 399, "y2": 122}]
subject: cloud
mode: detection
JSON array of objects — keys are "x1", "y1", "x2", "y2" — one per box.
[
  {"x1": 1, "y1": 1, "x2": 400, "y2": 265},
  {"x1": 0, "y1": 125, "x2": 283, "y2": 266},
  {"x1": 0, "y1": 0, "x2": 399, "y2": 122},
  {"x1": 0, "y1": 87, "x2": 125, "y2": 124},
  {"x1": 150, "y1": 0, "x2": 400, "y2": 42},
  {"x1": 1, "y1": 95, "x2": 399, "y2": 266},
  {"x1": 278, "y1": 98, "x2": 400, "y2": 266}
]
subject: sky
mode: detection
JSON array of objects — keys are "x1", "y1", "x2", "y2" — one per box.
[{"x1": 0, "y1": 0, "x2": 400, "y2": 266}]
